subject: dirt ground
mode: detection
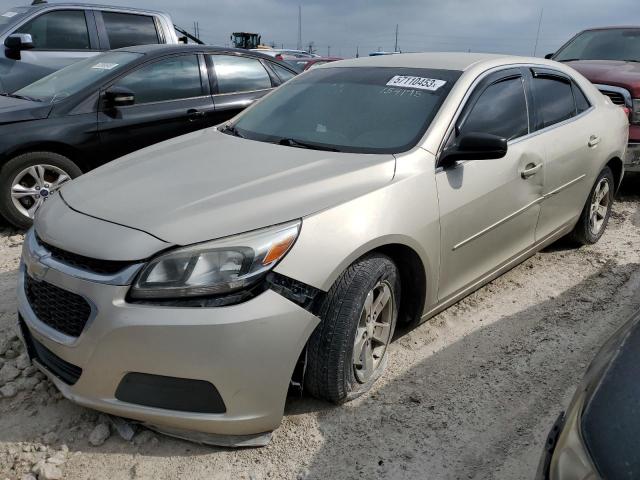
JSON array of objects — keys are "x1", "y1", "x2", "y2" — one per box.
[{"x1": 0, "y1": 175, "x2": 639, "y2": 480}]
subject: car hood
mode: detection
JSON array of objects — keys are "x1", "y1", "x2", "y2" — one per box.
[
  {"x1": 0, "y1": 94, "x2": 51, "y2": 124},
  {"x1": 61, "y1": 128, "x2": 396, "y2": 246},
  {"x1": 566, "y1": 60, "x2": 640, "y2": 97}
]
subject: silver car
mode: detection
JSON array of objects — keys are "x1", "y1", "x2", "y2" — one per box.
[{"x1": 18, "y1": 53, "x2": 628, "y2": 446}]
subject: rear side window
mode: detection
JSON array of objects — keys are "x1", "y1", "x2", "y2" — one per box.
[
  {"x1": 15, "y1": 10, "x2": 90, "y2": 50},
  {"x1": 532, "y1": 77, "x2": 576, "y2": 129},
  {"x1": 460, "y1": 77, "x2": 529, "y2": 140},
  {"x1": 573, "y1": 84, "x2": 591, "y2": 113},
  {"x1": 114, "y1": 55, "x2": 202, "y2": 104},
  {"x1": 270, "y1": 62, "x2": 296, "y2": 82},
  {"x1": 211, "y1": 55, "x2": 272, "y2": 94},
  {"x1": 102, "y1": 12, "x2": 159, "y2": 49}
]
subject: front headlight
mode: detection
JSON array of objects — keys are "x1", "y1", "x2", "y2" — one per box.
[
  {"x1": 130, "y1": 221, "x2": 300, "y2": 299},
  {"x1": 632, "y1": 99, "x2": 640, "y2": 125}
]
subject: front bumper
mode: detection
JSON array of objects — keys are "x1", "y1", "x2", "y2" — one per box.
[
  {"x1": 625, "y1": 143, "x2": 640, "y2": 172},
  {"x1": 17, "y1": 231, "x2": 319, "y2": 445}
]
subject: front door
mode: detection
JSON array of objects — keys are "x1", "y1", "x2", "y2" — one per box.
[
  {"x1": 436, "y1": 69, "x2": 545, "y2": 301},
  {"x1": 97, "y1": 54, "x2": 215, "y2": 161}
]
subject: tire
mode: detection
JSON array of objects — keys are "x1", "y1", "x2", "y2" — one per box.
[
  {"x1": 569, "y1": 166, "x2": 615, "y2": 245},
  {"x1": 305, "y1": 254, "x2": 400, "y2": 403},
  {"x1": 0, "y1": 152, "x2": 82, "y2": 229}
]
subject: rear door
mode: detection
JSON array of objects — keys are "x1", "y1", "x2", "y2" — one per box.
[
  {"x1": 436, "y1": 69, "x2": 546, "y2": 301},
  {"x1": 97, "y1": 54, "x2": 215, "y2": 160},
  {"x1": 207, "y1": 54, "x2": 277, "y2": 125},
  {"x1": 94, "y1": 11, "x2": 162, "y2": 49},
  {"x1": 527, "y1": 69, "x2": 602, "y2": 239},
  {"x1": 9, "y1": 9, "x2": 99, "y2": 70}
]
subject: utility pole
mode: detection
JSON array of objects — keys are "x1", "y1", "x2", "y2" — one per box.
[
  {"x1": 533, "y1": 8, "x2": 544, "y2": 56},
  {"x1": 394, "y1": 24, "x2": 399, "y2": 52},
  {"x1": 297, "y1": 5, "x2": 302, "y2": 50},
  {"x1": 328, "y1": 45, "x2": 331, "y2": 57},
  {"x1": 356, "y1": 45, "x2": 359, "y2": 58},
  {"x1": 306, "y1": 41, "x2": 316, "y2": 55}
]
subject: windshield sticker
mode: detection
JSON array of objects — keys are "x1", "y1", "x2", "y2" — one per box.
[
  {"x1": 1, "y1": 11, "x2": 18, "y2": 18},
  {"x1": 91, "y1": 62, "x2": 119, "y2": 70},
  {"x1": 386, "y1": 75, "x2": 446, "y2": 91}
]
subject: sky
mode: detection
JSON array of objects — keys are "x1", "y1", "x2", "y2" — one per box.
[{"x1": 1, "y1": 0, "x2": 638, "y2": 57}]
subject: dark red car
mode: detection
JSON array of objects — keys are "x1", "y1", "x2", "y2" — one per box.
[{"x1": 549, "y1": 27, "x2": 640, "y2": 174}]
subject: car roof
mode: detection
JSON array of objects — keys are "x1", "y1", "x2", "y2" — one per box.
[
  {"x1": 20, "y1": 2, "x2": 165, "y2": 15},
  {"x1": 321, "y1": 52, "x2": 543, "y2": 71},
  {"x1": 580, "y1": 26, "x2": 640, "y2": 31},
  {"x1": 115, "y1": 44, "x2": 286, "y2": 62}
]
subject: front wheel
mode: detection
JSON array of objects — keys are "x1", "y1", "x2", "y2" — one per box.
[
  {"x1": 304, "y1": 254, "x2": 400, "y2": 403},
  {"x1": 570, "y1": 166, "x2": 614, "y2": 245},
  {"x1": 0, "y1": 152, "x2": 81, "y2": 229}
]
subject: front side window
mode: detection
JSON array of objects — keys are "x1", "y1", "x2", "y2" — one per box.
[
  {"x1": 211, "y1": 55, "x2": 272, "y2": 94},
  {"x1": 14, "y1": 10, "x2": 90, "y2": 50},
  {"x1": 460, "y1": 77, "x2": 529, "y2": 140},
  {"x1": 114, "y1": 55, "x2": 202, "y2": 104},
  {"x1": 230, "y1": 66, "x2": 461, "y2": 154},
  {"x1": 555, "y1": 29, "x2": 640, "y2": 63},
  {"x1": 532, "y1": 77, "x2": 576, "y2": 129},
  {"x1": 102, "y1": 12, "x2": 159, "y2": 50},
  {"x1": 14, "y1": 51, "x2": 141, "y2": 103}
]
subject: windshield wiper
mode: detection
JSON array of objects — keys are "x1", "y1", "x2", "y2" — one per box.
[
  {"x1": 557, "y1": 58, "x2": 581, "y2": 62},
  {"x1": 277, "y1": 138, "x2": 341, "y2": 152},
  {"x1": 623, "y1": 59, "x2": 640, "y2": 63},
  {"x1": 219, "y1": 123, "x2": 244, "y2": 138},
  {"x1": 0, "y1": 92, "x2": 42, "y2": 102}
]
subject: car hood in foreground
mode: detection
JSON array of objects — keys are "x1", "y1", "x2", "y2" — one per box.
[
  {"x1": 0, "y1": 94, "x2": 51, "y2": 125},
  {"x1": 61, "y1": 128, "x2": 396, "y2": 246},
  {"x1": 566, "y1": 60, "x2": 640, "y2": 97}
]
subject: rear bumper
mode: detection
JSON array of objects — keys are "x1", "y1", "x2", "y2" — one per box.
[{"x1": 17, "y1": 231, "x2": 319, "y2": 445}]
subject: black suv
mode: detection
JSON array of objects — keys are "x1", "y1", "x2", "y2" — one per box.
[{"x1": 0, "y1": 44, "x2": 297, "y2": 228}]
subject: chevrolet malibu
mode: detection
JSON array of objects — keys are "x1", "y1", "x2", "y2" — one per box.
[{"x1": 18, "y1": 53, "x2": 628, "y2": 446}]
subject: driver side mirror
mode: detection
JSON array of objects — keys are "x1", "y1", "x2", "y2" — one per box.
[
  {"x1": 440, "y1": 132, "x2": 508, "y2": 168},
  {"x1": 544, "y1": 53, "x2": 554, "y2": 59},
  {"x1": 4, "y1": 34, "x2": 34, "y2": 60},
  {"x1": 103, "y1": 86, "x2": 135, "y2": 108}
]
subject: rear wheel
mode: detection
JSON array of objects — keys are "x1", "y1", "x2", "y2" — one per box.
[
  {"x1": 305, "y1": 254, "x2": 400, "y2": 403},
  {"x1": 570, "y1": 166, "x2": 614, "y2": 245},
  {"x1": 0, "y1": 152, "x2": 81, "y2": 229}
]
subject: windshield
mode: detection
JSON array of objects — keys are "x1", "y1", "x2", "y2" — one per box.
[
  {"x1": 13, "y1": 51, "x2": 142, "y2": 103},
  {"x1": 555, "y1": 29, "x2": 640, "y2": 62},
  {"x1": 0, "y1": 7, "x2": 28, "y2": 32},
  {"x1": 230, "y1": 67, "x2": 461, "y2": 154}
]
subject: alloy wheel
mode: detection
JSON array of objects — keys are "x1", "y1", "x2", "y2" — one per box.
[
  {"x1": 589, "y1": 177, "x2": 610, "y2": 236},
  {"x1": 11, "y1": 164, "x2": 71, "y2": 219},
  {"x1": 352, "y1": 280, "x2": 395, "y2": 384}
]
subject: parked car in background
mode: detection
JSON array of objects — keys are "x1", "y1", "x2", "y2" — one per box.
[
  {"x1": 0, "y1": 44, "x2": 297, "y2": 228},
  {"x1": 536, "y1": 310, "x2": 640, "y2": 480},
  {"x1": 0, "y1": 2, "x2": 180, "y2": 93},
  {"x1": 549, "y1": 27, "x2": 640, "y2": 174},
  {"x1": 251, "y1": 48, "x2": 317, "y2": 60},
  {"x1": 21, "y1": 53, "x2": 626, "y2": 446},
  {"x1": 288, "y1": 57, "x2": 343, "y2": 72}
]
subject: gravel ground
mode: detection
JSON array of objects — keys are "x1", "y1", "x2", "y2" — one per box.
[{"x1": 0, "y1": 175, "x2": 639, "y2": 480}]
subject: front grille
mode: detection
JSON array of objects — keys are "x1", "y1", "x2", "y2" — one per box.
[
  {"x1": 37, "y1": 236, "x2": 134, "y2": 275},
  {"x1": 24, "y1": 274, "x2": 92, "y2": 337},
  {"x1": 20, "y1": 317, "x2": 82, "y2": 385},
  {"x1": 598, "y1": 88, "x2": 628, "y2": 106}
]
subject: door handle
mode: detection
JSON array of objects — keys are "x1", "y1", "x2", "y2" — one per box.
[
  {"x1": 521, "y1": 162, "x2": 542, "y2": 179},
  {"x1": 187, "y1": 109, "x2": 206, "y2": 121},
  {"x1": 588, "y1": 135, "x2": 600, "y2": 148}
]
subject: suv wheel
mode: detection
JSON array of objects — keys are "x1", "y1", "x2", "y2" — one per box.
[
  {"x1": 0, "y1": 152, "x2": 81, "y2": 229},
  {"x1": 305, "y1": 254, "x2": 400, "y2": 403}
]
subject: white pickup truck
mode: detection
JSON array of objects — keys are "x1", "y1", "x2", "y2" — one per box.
[{"x1": 0, "y1": 2, "x2": 182, "y2": 92}]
